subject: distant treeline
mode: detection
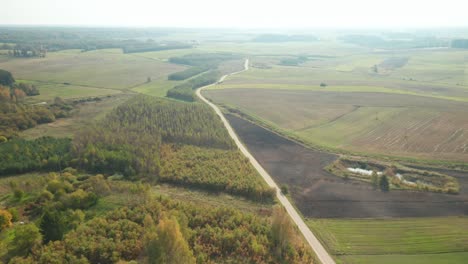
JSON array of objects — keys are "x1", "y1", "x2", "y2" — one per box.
[
  {"x1": 168, "y1": 66, "x2": 210, "y2": 81},
  {"x1": 169, "y1": 53, "x2": 242, "y2": 68},
  {"x1": 253, "y1": 34, "x2": 318, "y2": 42},
  {"x1": 122, "y1": 42, "x2": 192, "y2": 53},
  {"x1": 451, "y1": 39, "x2": 468, "y2": 49},
  {"x1": 167, "y1": 70, "x2": 221, "y2": 101},
  {"x1": 166, "y1": 53, "x2": 242, "y2": 101},
  {"x1": 341, "y1": 35, "x2": 449, "y2": 49},
  {"x1": 279, "y1": 56, "x2": 308, "y2": 66},
  {"x1": 0, "y1": 27, "x2": 192, "y2": 54}
]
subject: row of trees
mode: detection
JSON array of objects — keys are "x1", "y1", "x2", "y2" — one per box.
[
  {"x1": 451, "y1": 39, "x2": 468, "y2": 49},
  {"x1": 167, "y1": 70, "x2": 221, "y2": 101},
  {"x1": 166, "y1": 53, "x2": 242, "y2": 101},
  {"x1": 168, "y1": 66, "x2": 209, "y2": 81},
  {"x1": 169, "y1": 53, "x2": 241, "y2": 68},
  {"x1": 0, "y1": 137, "x2": 71, "y2": 175}
]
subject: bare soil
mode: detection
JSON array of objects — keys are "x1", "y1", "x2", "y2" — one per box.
[{"x1": 226, "y1": 114, "x2": 468, "y2": 218}]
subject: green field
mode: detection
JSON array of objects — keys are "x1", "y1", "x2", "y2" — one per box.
[
  {"x1": 203, "y1": 45, "x2": 468, "y2": 163},
  {"x1": 307, "y1": 217, "x2": 468, "y2": 264},
  {"x1": 0, "y1": 49, "x2": 186, "y2": 102}
]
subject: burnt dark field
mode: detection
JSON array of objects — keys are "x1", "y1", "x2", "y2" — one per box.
[{"x1": 226, "y1": 114, "x2": 468, "y2": 218}]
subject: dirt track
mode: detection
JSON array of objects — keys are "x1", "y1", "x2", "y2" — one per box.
[{"x1": 226, "y1": 114, "x2": 468, "y2": 218}]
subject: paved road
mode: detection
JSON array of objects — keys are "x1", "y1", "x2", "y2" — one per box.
[{"x1": 196, "y1": 59, "x2": 336, "y2": 264}]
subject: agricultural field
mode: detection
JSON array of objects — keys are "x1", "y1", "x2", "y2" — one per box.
[
  {"x1": 226, "y1": 114, "x2": 468, "y2": 218},
  {"x1": 207, "y1": 88, "x2": 468, "y2": 162},
  {"x1": 0, "y1": 48, "x2": 186, "y2": 102},
  {"x1": 307, "y1": 217, "x2": 468, "y2": 264}
]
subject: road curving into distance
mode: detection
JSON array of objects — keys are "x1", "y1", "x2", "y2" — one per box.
[{"x1": 196, "y1": 59, "x2": 336, "y2": 264}]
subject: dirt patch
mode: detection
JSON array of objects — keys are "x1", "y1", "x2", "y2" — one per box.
[{"x1": 226, "y1": 114, "x2": 468, "y2": 218}]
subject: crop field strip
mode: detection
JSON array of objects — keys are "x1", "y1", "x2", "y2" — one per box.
[
  {"x1": 307, "y1": 217, "x2": 468, "y2": 264},
  {"x1": 206, "y1": 88, "x2": 468, "y2": 162}
]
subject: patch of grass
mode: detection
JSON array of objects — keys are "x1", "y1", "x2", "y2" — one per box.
[
  {"x1": 0, "y1": 49, "x2": 185, "y2": 90},
  {"x1": 207, "y1": 87, "x2": 468, "y2": 163},
  {"x1": 132, "y1": 76, "x2": 182, "y2": 97},
  {"x1": 339, "y1": 252, "x2": 468, "y2": 264},
  {"x1": 307, "y1": 217, "x2": 468, "y2": 260},
  {"x1": 20, "y1": 94, "x2": 133, "y2": 139},
  {"x1": 19, "y1": 80, "x2": 121, "y2": 102}
]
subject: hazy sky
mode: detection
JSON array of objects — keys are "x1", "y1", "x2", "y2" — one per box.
[{"x1": 2, "y1": 0, "x2": 467, "y2": 28}]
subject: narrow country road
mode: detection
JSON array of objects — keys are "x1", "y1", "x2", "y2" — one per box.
[{"x1": 196, "y1": 59, "x2": 336, "y2": 264}]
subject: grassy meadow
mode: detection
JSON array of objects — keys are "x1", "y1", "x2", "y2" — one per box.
[
  {"x1": 0, "y1": 49, "x2": 186, "y2": 103},
  {"x1": 307, "y1": 217, "x2": 468, "y2": 264}
]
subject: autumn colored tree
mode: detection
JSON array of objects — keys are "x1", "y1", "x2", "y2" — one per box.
[
  {"x1": 271, "y1": 205, "x2": 296, "y2": 260},
  {"x1": 0, "y1": 85, "x2": 10, "y2": 101},
  {"x1": 145, "y1": 215, "x2": 195, "y2": 264},
  {"x1": 0, "y1": 209, "x2": 13, "y2": 231},
  {"x1": 13, "y1": 89, "x2": 26, "y2": 102}
]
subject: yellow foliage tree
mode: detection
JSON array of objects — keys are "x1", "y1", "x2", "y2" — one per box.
[
  {"x1": 144, "y1": 214, "x2": 195, "y2": 264},
  {"x1": 0, "y1": 209, "x2": 13, "y2": 231}
]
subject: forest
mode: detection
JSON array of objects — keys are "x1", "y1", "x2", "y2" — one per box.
[
  {"x1": 451, "y1": 39, "x2": 468, "y2": 48},
  {"x1": 71, "y1": 96, "x2": 273, "y2": 200},
  {"x1": 0, "y1": 27, "x2": 192, "y2": 54},
  {"x1": 0, "y1": 92, "x2": 311, "y2": 263},
  {"x1": 0, "y1": 137, "x2": 71, "y2": 175},
  {"x1": 252, "y1": 34, "x2": 318, "y2": 42},
  {"x1": 0, "y1": 171, "x2": 313, "y2": 263},
  {"x1": 167, "y1": 66, "x2": 210, "y2": 81}
]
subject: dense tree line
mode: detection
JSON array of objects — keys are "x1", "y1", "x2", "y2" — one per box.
[
  {"x1": 341, "y1": 35, "x2": 449, "y2": 49},
  {"x1": 280, "y1": 56, "x2": 308, "y2": 66},
  {"x1": 168, "y1": 66, "x2": 210, "y2": 81},
  {"x1": 122, "y1": 42, "x2": 192, "y2": 53},
  {"x1": 253, "y1": 34, "x2": 318, "y2": 42},
  {"x1": 160, "y1": 144, "x2": 275, "y2": 201},
  {"x1": 167, "y1": 70, "x2": 221, "y2": 101},
  {"x1": 72, "y1": 122, "x2": 162, "y2": 177},
  {"x1": 0, "y1": 137, "x2": 71, "y2": 175},
  {"x1": 451, "y1": 39, "x2": 468, "y2": 49},
  {"x1": 1, "y1": 171, "x2": 313, "y2": 263},
  {"x1": 169, "y1": 53, "x2": 242, "y2": 68},
  {"x1": 104, "y1": 95, "x2": 232, "y2": 148},
  {"x1": 0, "y1": 27, "x2": 192, "y2": 54}
]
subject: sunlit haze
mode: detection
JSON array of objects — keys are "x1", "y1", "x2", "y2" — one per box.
[{"x1": 2, "y1": 0, "x2": 467, "y2": 28}]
